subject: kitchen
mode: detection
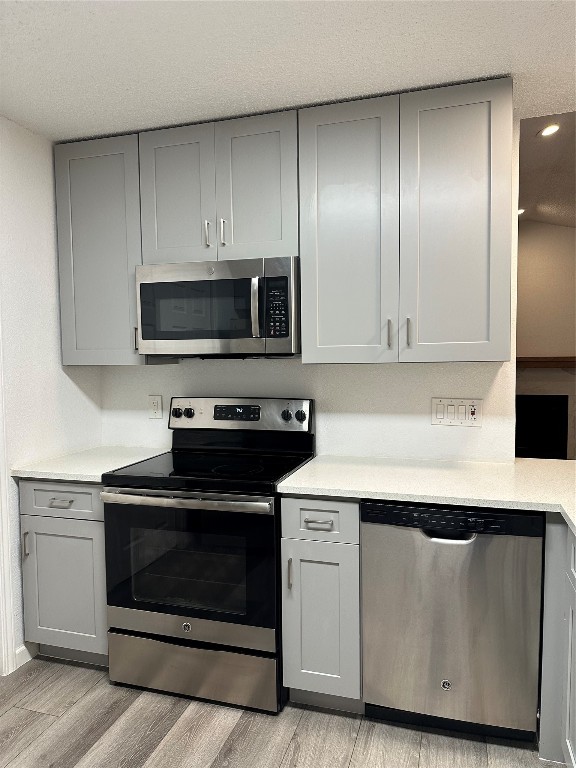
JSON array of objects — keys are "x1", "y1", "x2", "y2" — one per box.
[{"x1": 0, "y1": 3, "x2": 574, "y2": 765}]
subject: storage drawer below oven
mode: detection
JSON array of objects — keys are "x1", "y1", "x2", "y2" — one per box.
[
  {"x1": 108, "y1": 631, "x2": 280, "y2": 713},
  {"x1": 107, "y1": 605, "x2": 275, "y2": 652}
]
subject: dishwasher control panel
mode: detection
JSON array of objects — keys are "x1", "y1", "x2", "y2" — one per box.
[{"x1": 361, "y1": 501, "x2": 544, "y2": 537}]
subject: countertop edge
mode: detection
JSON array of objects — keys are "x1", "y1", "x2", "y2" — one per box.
[
  {"x1": 277, "y1": 484, "x2": 575, "y2": 536},
  {"x1": 10, "y1": 446, "x2": 165, "y2": 485},
  {"x1": 11, "y1": 469, "x2": 105, "y2": 483}
]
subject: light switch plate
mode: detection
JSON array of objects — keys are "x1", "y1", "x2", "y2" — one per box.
[
  {"x1": 431, "y1": 398, "x2": 482, "y2": 427},
  {"x1": 148, "y1": 395, "x2": 163, "y2": 419}
]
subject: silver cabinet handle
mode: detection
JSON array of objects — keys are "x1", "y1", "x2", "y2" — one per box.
[
  {"x1": 220, "y1": 218, "x2": 227, "y2": 246},
  {"x1": 406, "y1": 317, "x2": 412, "y2": 347},
  {"x1": 134, "y1": 326, "x2": 139, "y2": 351},
  {"x1": 250, "y1": 277, "x2": 260, "y2": 338},
  {"x1": 49, "y1": 498, "x2": 74, "y2": 508},
  {"x1": 204, "y1": 220, "x2": 212, "y2": 247},
  {"x1": 23, "y1": 531, "x2": 30, "y2": 557},
  {"x1": 304, "y1": 518, "x2": 334, "y2": 527},
  {"x1": 287, "y1": 557, "x2": 293, "y2": 589},
  {"x1": 387, "y1": 319, "x2": 392, "y2": 349}
]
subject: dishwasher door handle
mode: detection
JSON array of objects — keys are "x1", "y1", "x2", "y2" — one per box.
[{"x1": 421, "y1": 529, "x2": 477, "y2": 544}]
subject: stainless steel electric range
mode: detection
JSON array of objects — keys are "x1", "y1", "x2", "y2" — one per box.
[{"x1": 101, "y1": 396, "x2": 313, "y2": 713}]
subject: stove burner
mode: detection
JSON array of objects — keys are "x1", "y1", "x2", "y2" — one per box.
[{"x1": 212, "y1": 464, "x2": 264, "y2": 477}]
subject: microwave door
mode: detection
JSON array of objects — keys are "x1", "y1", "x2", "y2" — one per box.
[{"x1": 136, "y1": 260, "x2": 267, "y2": 356}]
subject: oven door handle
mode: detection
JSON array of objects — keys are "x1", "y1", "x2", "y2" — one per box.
[{"x1": 100, "y1": 491, "x2": 272, "y2": 515}]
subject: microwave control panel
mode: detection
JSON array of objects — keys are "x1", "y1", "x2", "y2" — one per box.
[{"x1": 265, "y1": 277, "x2": 289, "y2": 338}]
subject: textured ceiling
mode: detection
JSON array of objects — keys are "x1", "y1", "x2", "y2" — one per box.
[
  {"x1": 0, "y1": 1, "x2": 575, "y2": 142},
  {"x1": 519, "y1": 112, "x2": 576, "y2": 228}
]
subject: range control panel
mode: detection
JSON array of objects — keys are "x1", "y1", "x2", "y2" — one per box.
[
  {"x1": 361, "y1": 501, "x2": 544, "y2": 537},
  {"x1": 214, "y1": 404, "x2": 261, "y2": 422},
  {"x1": 169, "y1": 397, "x2": 312, "y2": 432}
]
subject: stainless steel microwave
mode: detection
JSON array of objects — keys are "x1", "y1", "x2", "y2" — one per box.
[{"x1": 136, "y1": 257, "x2": 299, "y2": 357}]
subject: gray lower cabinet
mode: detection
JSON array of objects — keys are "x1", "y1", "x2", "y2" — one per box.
[
  {"x1": 281, "y1": 537, "x2": 360, "y2": 698},
  {"x1": 564, "y1": 533, "x2": 576, "y2": 768},
  {"x1": 55, "y1": 135, "x2": 144, "y2": 365},
  {"x1": 20, "y1": 482, "x2": 107, "y2": 655},
  {"x1": 139, "y1": 111, "x2": 298, "y2": 264}
]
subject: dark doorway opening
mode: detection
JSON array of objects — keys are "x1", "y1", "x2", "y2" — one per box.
[{"x1": 515, "y1": 394, "x2": 569, "y2": 459}]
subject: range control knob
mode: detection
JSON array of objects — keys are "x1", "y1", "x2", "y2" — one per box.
[
  {"x1": 281, "y1": 409, "x2": 293, "y2": 422},
  {"x1": 183, "y1": 408, "x2": 195, "y2": 419},
  {"x1": 295, "y1": 410, "x2": 307, "y2": 423},
  {"x1": 171, "y1": 407, "x2": 183, "y2": 418}
]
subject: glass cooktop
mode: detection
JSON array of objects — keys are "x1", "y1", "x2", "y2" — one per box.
[{"x1": 102, "y1": 451, "x2": 311, "y2": 494}]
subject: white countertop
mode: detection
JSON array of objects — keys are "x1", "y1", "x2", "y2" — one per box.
[
  {"x1": 278, "y1": 456, "x2": 576, "y2": 535},
  {"x1": 11, "y1": 446, "x2": 164, "y2": 484}
]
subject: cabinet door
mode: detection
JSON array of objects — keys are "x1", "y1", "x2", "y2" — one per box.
[
  {"x1": 281, "y1": 538, "x2": 360, "y2": 698},
  {"x1": 55, "y1": 136, "x2": 143, "y2": 365},
  {"x1": 399, "y1": 79, "x2": 512, "y2": 362},
  {"x1": 215, "y1": 111, "x2": 298, "y2": 260},
  {"x1": 564, "y1": 576, "x2": 576, "y2": 768},
  {"x1": 139, "y1": 124, "x2": 217, "y2": 264},
  {"x1": 21, "y1": 515, "x2": 107, "y2": 654},
  {"x1": 299, "y1": 97, "x2": 400, "y2": 363}
]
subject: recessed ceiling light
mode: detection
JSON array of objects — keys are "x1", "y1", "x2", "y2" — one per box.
[
  {"x1": 540, "y1": 124, "x2": 560, "y2": 136},
  {"x1": 518, "y1": 209, "x2": 525, "y2": 215}
]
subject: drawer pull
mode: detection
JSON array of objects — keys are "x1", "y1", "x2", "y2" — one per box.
[
  {"x1": 49, "y1": 498, "x2": 74, "y2": 509},
  {"x1": 287, "y1": 557, "x2": 293, "y2": 590},
  {"x1": 304, "y1": 518, "x2": 334, "y2": 527},
  {"x1": 22, "y1": 531, "x2": 30, "y2": 557}
]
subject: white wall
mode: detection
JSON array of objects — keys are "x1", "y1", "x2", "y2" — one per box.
[
  {"x1": 0, "y1": 116, "x2": 102, "y2": 665},
  {"x1": 101, "y1": 358, "x2": 516, "y2": 462},
  {"x1": 517, "y1": 220, "x2": 576, "y2": 357}
]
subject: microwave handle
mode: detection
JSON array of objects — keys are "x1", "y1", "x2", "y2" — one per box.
[{"x1": 251, "y1": 277, "x2": 261, "y2": 338}]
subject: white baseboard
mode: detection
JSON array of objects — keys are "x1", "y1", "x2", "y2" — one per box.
[{"x1": 14, "y1": 642, "x2": 38, "y2": 670}]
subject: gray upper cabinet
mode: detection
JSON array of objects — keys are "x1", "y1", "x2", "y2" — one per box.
[
  {"x1": 215, "y1": 111, "x2": 298, "y2": 260},
  {"x1": 55, "y1": 135, "x2": 143, "y2": 365},
  {"x1": 139, "y1": 111, "x2": 298, "y2": 264},
  {"x1": 399, "y1": 79, "x2": 513, "y2": 362},
  {"x1": 139, "y1": 124, "x2": 217, "y2": 264},
  {"x1": 298, "y1": 79, "x2": 512, "y2": 364},
  {"x1": 299, "y1": 97, "x2": 400, "y2": 363}
]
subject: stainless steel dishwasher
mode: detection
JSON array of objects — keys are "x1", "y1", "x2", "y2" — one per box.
[{"x1": 361, "y1": 501, "x2": 544, "y2": 737}]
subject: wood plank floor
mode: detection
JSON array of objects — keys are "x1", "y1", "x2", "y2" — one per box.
[{"x1": 0, "y1": 659, "x2": 556, "y2": 768}]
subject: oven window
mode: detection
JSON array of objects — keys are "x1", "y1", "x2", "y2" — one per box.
[
  {"x1": 105, "y1": 505, "x2": 276, "y2": 628},
  {"x1": 130, "y1": 528, "x2": 247, "y2": 615},
  {"x1": 140, "y1": 279, "x2": 254, "y2": 340}
]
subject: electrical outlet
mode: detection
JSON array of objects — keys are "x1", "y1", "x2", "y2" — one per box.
[
  {"x1": 148, "y1": 395, "x2": 163, "y2": 419},
  {"x1": 431, "y1": 398, "x2": 482, "y2": 427}
]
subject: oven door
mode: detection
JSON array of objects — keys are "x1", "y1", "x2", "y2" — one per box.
[
  {"x1": 136, "y1": 259, "x2": 265, "y2": 356},
  {"x1": 103, "y1": 489, "x2": 277, "y2": 652}
]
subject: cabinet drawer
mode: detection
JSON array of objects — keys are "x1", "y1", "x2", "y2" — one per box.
[
  {"x1": 281, "y1": 497, "x2": 359, "y2": 544},
  {"x1": 20, "y1": 481, "x2": 104, "y2": 521}
]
